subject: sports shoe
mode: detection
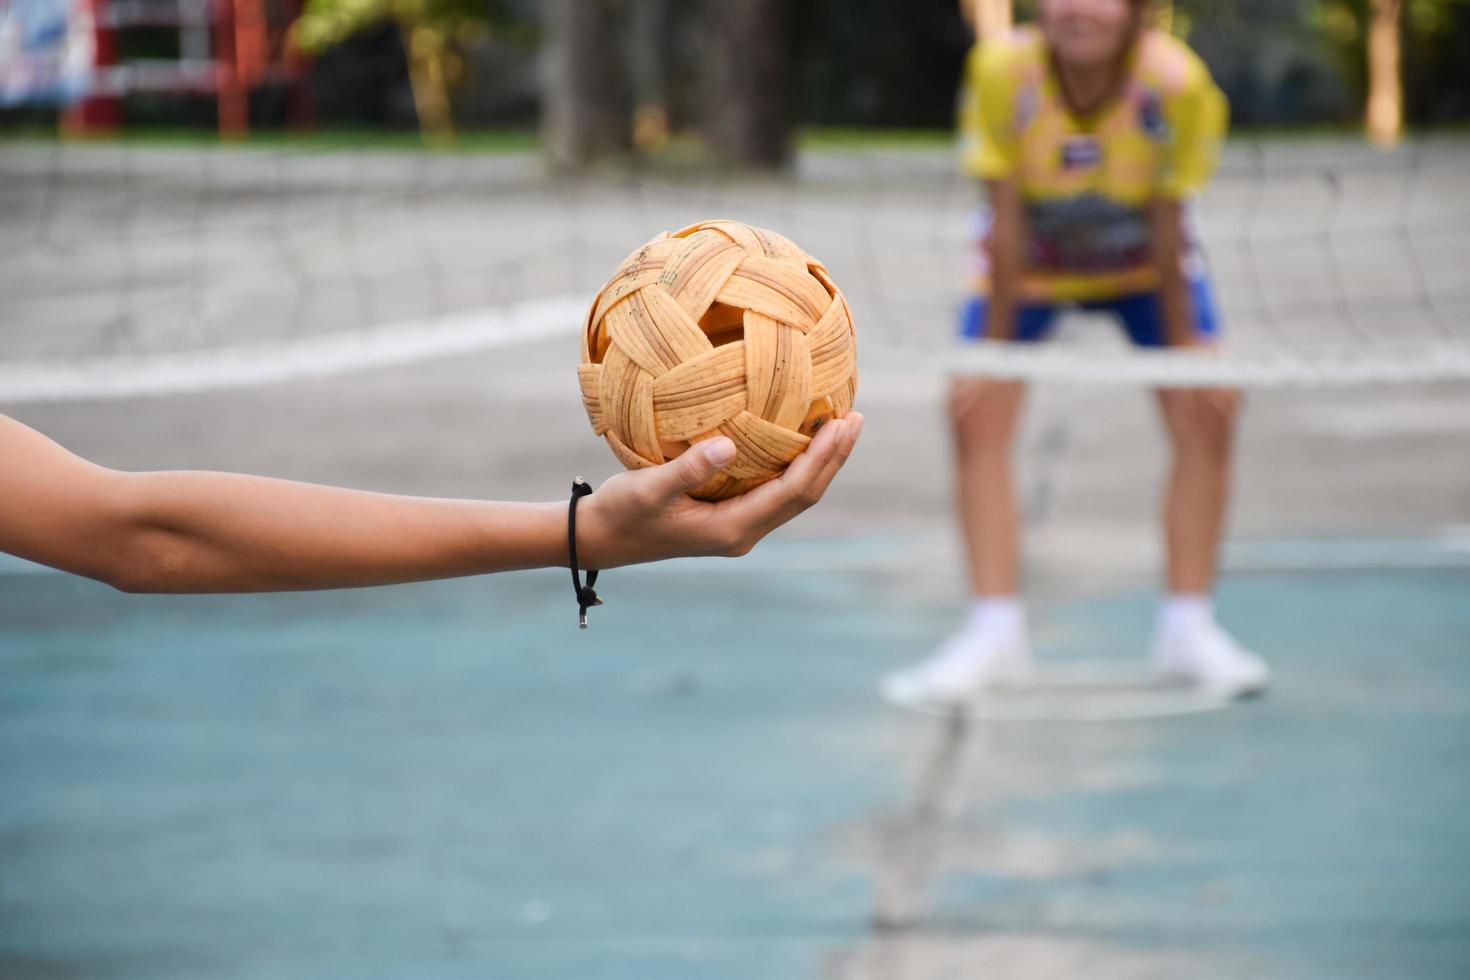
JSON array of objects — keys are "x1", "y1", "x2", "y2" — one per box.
[
  {"x1": 1152, "y1": 620, "x2": 1270, "y2": 698},
  {"x1": 882, "y1": 627, "x2": 1033, "y2": 707}
]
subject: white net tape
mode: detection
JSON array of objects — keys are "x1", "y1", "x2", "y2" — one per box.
[{"x1": 925, "y1": 336, "x2": 1470, "y2": 387}]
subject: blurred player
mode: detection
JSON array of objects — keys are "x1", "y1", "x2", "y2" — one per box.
[{"x1": 887, "y1": 0, "x2": 1268, "y2": 703}]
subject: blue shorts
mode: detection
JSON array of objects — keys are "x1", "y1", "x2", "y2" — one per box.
[{"x1": 959, "y1": 277, "x2": 1222, "y2": 347}]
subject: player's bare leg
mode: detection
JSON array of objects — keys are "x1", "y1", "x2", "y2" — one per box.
[
  {"x1": 1158, "y1": 386, "x2": 1237, "y2": 593},
  {"x1": 953, "y1": 378, "x2": 1027, "y2": 597},
  {"x1": 1153, "y1": 386, "x2": 1269, "y2": 696},
  {"x1": 883, "y1": 378, "x2": 1032, "y2": 705}
]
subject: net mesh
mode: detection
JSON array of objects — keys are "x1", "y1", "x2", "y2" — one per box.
[{"x1": 2, "y1": 133, "x2": 1468, "y2": 403}]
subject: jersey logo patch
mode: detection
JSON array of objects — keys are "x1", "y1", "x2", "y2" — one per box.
[
  {"x1": 1137, "y1": 92, "x2": 1168, "y2": 141},
  {"x1": 1060, "y1": 136, "x2": 1103, "y2": 170}
]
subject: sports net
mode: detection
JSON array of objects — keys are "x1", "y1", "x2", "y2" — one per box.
[{"x1": 2, "y1": 132, "x2": 1468, "y2": 403}]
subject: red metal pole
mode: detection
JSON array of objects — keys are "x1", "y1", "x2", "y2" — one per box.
[
  {"x1": 214, "y1": 0, "x2": 248, "y2": 137},
  {"x1": 235, "y1": 0, "x2": 268, "y2": 86}
]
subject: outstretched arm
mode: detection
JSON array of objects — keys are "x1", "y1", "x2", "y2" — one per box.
[
  {"x1": 0, "y1": 413, "x2": 861, "y2": 594},
  {"x1": 983, "y1": 177, "x2": 1025, "y2": 340}
]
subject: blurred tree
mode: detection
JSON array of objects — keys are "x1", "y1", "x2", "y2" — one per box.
[
  {"x1": 1366, "y1": 0, "x2": 1402, "y2": 143},
  {"x1": 293, "y1": 0, "x2": 510, "y2": 142},
  {"x1": 1178, "y1": 0, "x2": 1355, "y2": 124},
  {"x1": 1402, "y1": 0, "x2": 1470, "y2": 121},
  {"x1": 309, "y1": 21, "x2": 417, "y2": 128},
  {"x1": 794, "y1": 0, "x2": 971, "y2": 128},
  {"x1": 540, "y1": 0, "x2": 627, "y2": 167},
  {"x1": 699, "y1": 0, "x2": 791, "y2": 167},
  {"x1": 280, "y1": 0, "x2": 1470, "y2": 155},
  {"x1": 1306, "y1": 0, "x2": 1470, "y2": 127},
  {"x1": 630, "y1": 0, "x2": 674, "y2": 152}
]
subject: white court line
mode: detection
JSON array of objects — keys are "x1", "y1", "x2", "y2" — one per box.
[{"x1": 0, "y1": 295, "x2": 589, "y2": 404}]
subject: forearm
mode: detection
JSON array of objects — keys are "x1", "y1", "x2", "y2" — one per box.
[
  {"x1": 988, "y1": 243, "x2": 1022, "y2": 335},
  {"x1": 1157, "y1": 262, "x2": 1194, "y2": 348},
  {"x1": 1151, "y1": 198, "x2": 1197, "y2": 347},
  {"x1": 111, "y1": 470, "x2": 565, "y2": 593},
  {"x1": 984, "y1": 179, "x2": 1024, "y2": 338}
]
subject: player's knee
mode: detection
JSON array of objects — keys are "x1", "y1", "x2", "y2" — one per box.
[
  {"x1": 949, "y1": 378, "x2": 1022, "y2": 450},
  {"x1": 1161, "y1": 387, "x2": 1240, "y2": 455}
]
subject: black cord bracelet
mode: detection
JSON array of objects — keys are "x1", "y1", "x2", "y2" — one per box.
[{"x1": 567, "y1": 478, "x2": 602, "y2": 629}]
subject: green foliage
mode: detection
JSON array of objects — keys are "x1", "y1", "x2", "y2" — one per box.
[
  {"x1": 1304, "y1": 0, "x2": 1470, "y2": 122},
  {"x1": 292, "y1": 0, "x2": 530, "y2": 140},
  {"x1": 1403, "y1": 0, "x2": 1470, "y2": 120},
  {"x1": 299, "y1": 0, "x2": 441, "y2": 52},
  {"x1": 293, "y1": 0, "x2": 526, "y2": 54}
]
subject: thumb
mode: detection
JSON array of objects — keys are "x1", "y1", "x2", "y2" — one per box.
[{"x1": 656, "y1": 437, "x2": 736, "y2": 498}]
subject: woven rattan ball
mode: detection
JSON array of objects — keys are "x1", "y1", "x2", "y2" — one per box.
[{"x1": 578, "y1": 219, "x2": 858, "y2": 501}]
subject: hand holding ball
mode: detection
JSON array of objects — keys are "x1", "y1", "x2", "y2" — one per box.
[{"x1": 578, "y1": 220, "x2": 858, "y2": 501}]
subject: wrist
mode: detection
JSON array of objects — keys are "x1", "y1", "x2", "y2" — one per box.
[{"x1": 567, "y1": 488, "x2": 617, "y2": 571}]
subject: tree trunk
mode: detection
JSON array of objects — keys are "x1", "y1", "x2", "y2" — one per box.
[
  {"x1": 540, "y1": 0, "x2": 628, "y2": 168},
  {"x1": 629, "y1": 0, "x2": 674, "y2": 152},
  {"x1": 1365, "y1": 0, "x2": 1402, "y2": 146},
  {"x1": 698, "y1": 0, "x2": 790, "y2": 169},
  {"x1": 403, "y1": 25, "x2": 455, "y2": 147}
]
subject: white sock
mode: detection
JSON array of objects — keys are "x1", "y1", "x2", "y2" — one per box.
[
  {"x1": 964, "y1": 596, "x2": 1026, "y2": 643},
  {"x1": 1158, "y1": 594, "x2": 1214, "y2": 637}
]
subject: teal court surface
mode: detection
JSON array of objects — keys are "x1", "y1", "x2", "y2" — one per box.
[{"x1": 2, "y1": 545, "x2": 1467, "y2": 980}]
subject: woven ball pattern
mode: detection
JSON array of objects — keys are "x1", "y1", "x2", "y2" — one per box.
[{"x1": 578, "y1": 219, "x2": 858, "y2": 501}]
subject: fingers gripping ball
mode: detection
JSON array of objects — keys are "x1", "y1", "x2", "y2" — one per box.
[{"x1": 578, "y1": 220, "x2": 859, "y2": 501}]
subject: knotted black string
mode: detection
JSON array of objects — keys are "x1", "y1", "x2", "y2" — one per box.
[{"x1": 567, "y1": 478, "x2": 602, "y2": 629}]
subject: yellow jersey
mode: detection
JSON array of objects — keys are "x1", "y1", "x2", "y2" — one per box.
[{"x1": 959, "y1": 27, "x2": 1227, "y2": 302}]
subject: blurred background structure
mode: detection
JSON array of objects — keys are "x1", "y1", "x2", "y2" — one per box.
[
  {"x1": 2, "y1": 1, "x2": 1469, "y2": 979},
  {"x1": 4, "y1": 0, "x2": 1470, "y2": 148}
]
